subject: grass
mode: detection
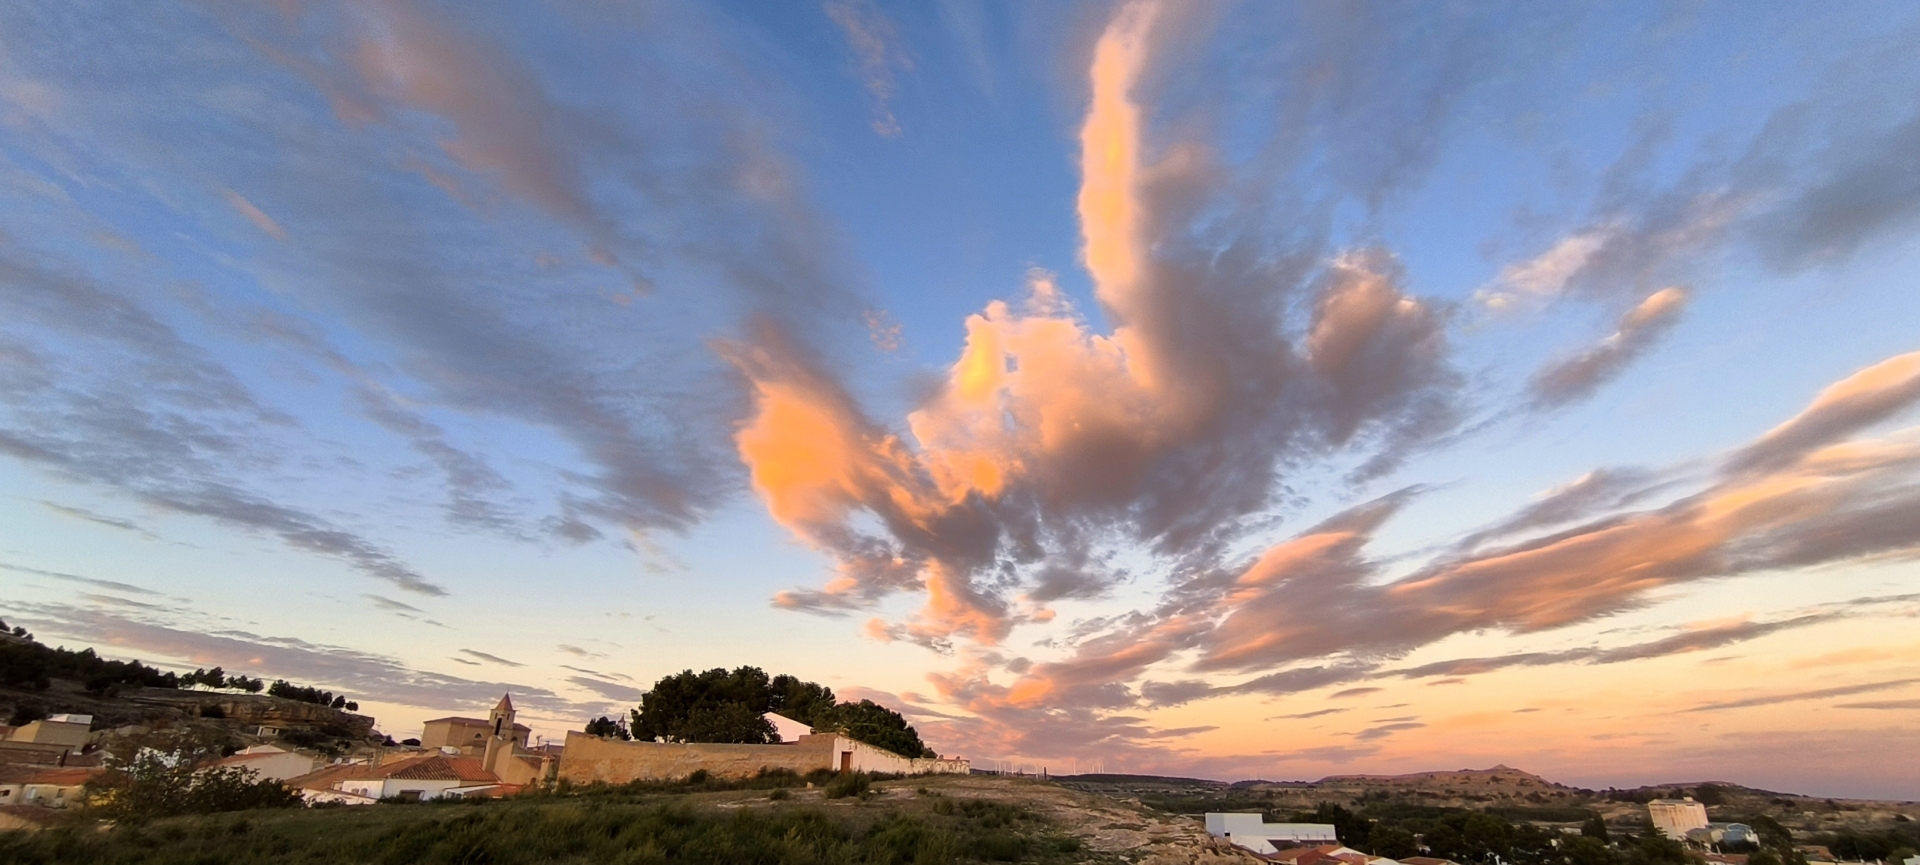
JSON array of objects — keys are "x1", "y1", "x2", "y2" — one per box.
[{"x1": 0, "y1": 778, "x2": 1089, "y2": 865}]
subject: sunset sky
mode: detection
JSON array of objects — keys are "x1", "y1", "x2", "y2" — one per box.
[{"x1": 3, "y1": 1, "x2": 1919, "y2": 799}]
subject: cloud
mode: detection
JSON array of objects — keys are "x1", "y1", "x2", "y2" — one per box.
[
  {"x1": 220, "y1": 187, "x2": 288, "y2": 241},
  {"x1": 1330, "y1": 687, "x2": 1384, "y2": 700},
  {"x1": 1834, "y1": 699, "x2": 1920, "y2": 711},
  {"x1": 824, "y1": 0, "x2": 912, "y2": 137},
  {"x1": 363, "y1": 594, "x2": 424, "y2": 614},
  {"x1": 38, "y1": 501, "x2": 151, "y2": 536},
  {"x1": 0, "y1": 251, "x2": 444, "y2": 596},
  {"x1": 1724, "y1": 351, "x2": 1920, "y2": 476},
  {"x1": 734, "y1": 3, "x2": 1462, "y2": 655},
  {"x1": 1353, "y1": 721, "x2": 1424, "y2": 741},
  {"x1": 1272, "y1": 708, "x2": 1348, "y2": 720},
  {"x1": 556, "y1": 644, "x2": 607, "y2": 659},
  {"x1": 1756, "y1": 109, "x2": 1920, "y2": 271},
  {"x1": 975, "y1": 348, "x2": 1920, "y2": 735},
  {"x1": 1687, "y1": 678, "x2": 1920, "y2": 713},
  {"x1": 566, "y1": 675, "x2": 645, "y2": 704},
  {"x1": 0, "y1": 562, "x2": 161, "y2": 596},
  {"x1": 11, "y1": 603, "x2": 603, "y2": 717},
  {"x1": 456, "y1": 649, "x2": 524, "y2": 668},
  {"x1": 1529, "y1": 287, "x2": 1688, "y2": 408}
]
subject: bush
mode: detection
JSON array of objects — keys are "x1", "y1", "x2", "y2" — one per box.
[
  {"x1": 88, "y1": 748, "x2": 302, "y2": 821},
  {"x1": 769, "y1": 788, "x2": 790, "y2": 801},
  {"x1": 825, "y1": 771, "x2": 871, "y2": 800}
]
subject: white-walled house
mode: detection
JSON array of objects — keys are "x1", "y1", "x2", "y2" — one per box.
[
  {"x1": 320, "y1": 754, "x2": 499, "y2": 802},
  {"x1": 212, "y1": 745, "x2": 322, "y2": 782},
  {"x1": 1204, "y1": 813, "x2": 1341, "y2": 855}
]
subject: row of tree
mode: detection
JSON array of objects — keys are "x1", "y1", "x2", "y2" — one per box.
[
  {"x1": 583, "y1": 666, "x2": 936, "y2": 759},
  {"x1": 0, "y1": 619, "x2": 358, "y2": 711}
]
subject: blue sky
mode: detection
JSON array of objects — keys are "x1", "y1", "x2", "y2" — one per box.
[{"x1": 2, "y1": 0, "x2": 1919, "y2": 798}]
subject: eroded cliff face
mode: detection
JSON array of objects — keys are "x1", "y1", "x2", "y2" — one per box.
[{"x1": 121, "y1": 689, "x2": 375, "y2": 736}]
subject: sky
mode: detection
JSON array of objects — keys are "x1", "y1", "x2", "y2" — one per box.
[{"x1": 2, "y1": 0, "x2": 1919, "y2": 800}]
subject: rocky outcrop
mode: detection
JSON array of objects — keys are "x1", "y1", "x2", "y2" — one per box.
[{"x1": 120, "y1": 689, "x2": 375, "y2": 737}]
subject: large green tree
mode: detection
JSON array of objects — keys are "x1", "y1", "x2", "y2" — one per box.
[{"x1": 627, "y1": 667, "x2": 933, "y2": 756}]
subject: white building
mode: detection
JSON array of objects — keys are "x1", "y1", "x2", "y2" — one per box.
[
  {"x1": 325, "y1": 754, "x2": 499, "y2": 802},
  {"x1": 211, "y1": 744, "x2": 323, "y2": 783},
  {"x1": 765, "y1": 712, "x2": 812, "y2": 742},
  {"x1": 1648, "y1": 799, "x2": 1710, "y2": 839},
  {"x1": 1205, "y1": 813, "x2": 1341, "y2": 855}
]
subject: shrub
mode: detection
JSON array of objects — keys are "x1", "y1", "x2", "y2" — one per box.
[
  {"x1": 769, "y1": 788, "x2": 790, "y2": 801},
  {"x1": 825, "y1": 771, "x2": 871, "y2": 800}
]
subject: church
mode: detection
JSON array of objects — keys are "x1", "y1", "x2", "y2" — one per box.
[{"x1": 419, "y1": 694, "x2": 552, "y2": 787}]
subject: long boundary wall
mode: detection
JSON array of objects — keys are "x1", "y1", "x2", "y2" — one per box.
[{"x1": 556, "y1": 732, "x2": 967, "y2": 784}]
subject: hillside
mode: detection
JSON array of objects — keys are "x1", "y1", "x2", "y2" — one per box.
[
  {"x1": 0, "y1": 773, "x2": 1258, "y2": 865},
  {"x1": 1059, "y1": 767, "x2": 1918, "y2": 839}
]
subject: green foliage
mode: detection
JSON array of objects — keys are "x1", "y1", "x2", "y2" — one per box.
[
  {"x1": 8, "y1": 699, "x2": 48, "y2": 726},
  {"x1": 1564, "y1": 835, "x2": 1618, "y2": 865},
  {"x1": 88, "y1": 747, "x2": 301, "y2": 821},
  {"x1": 1583, "y1": 814, "x2": 1612, "y2": 842},
  {"x1": 1692, "y1": 784, "x2": 1729, "y2": 807},
  {"x1": 628, "y1": 666, "x2": 933, "y2": 755},
  {"x1": 583, "y1": 715, "x2": 631, "y2": 740},
  {"x1": 0, "y1": 633, "x2": 177, "y2": 692},
  {"x1": 1820, "y1": 828, "x2": 1920, "y2": 862},
  {"x1": 1624, "y1": 828, "x2": 1692, "y2": 865},
  {"x1": 768, "y1": 674, "x2": 838, "y2": 725},
  {"x1": 630, "y1": 667, "x2": 779, "y2": 744},
  {"x1": 266, "y1": 680, "x2": 356, "y2": 711},
  {"x1": 826, "y1": 771, "x2": 873, "y2": 799},
  {"x1": 1368, "y1": 825, "x2": 1418, "y2": 858},
  {"x1": 0, "y1": 792, "x2": 1084, "y2": 865},
  {"x1": 819, "y1": 699, "x2": 937, "y2": 759}
]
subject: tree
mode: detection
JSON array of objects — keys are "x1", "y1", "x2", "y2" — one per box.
[
  {"x1": 627, "y1": 666, "x2": 935, "y2": 754},
  {"x1": 584, "y1": 715, "x2": 632, "y2": 740},
  {"x1": 1564, "y1": 835, "x2": 1620, "y2": 865},
  {"x1": 768, "y1": 675, "x2": 837, "y2": 726},
  {"x1": 1369, "y1": 826, "x2": 1418, "y2": 859},
  {"x1": 1583, "y1": 815, "x2": 1612, "y2": 843},
  {"x1": 87, "y1": 729, "x2": 300, "y2": 820},
  {"x1": 817, "y1": 700, "x2": 935, "y2": 758}
]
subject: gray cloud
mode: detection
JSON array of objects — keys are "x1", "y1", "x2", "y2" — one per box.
[
  {"x1": 364, "y1": 595, "x2": 424, "y2": 614},
  {"x1": 39, "y1": 501, "x2": 151, "y2": 536},
  {"x1": 0, "y1": 562, "x2": 162, "y2": 597},
  {"x1": 566, "y1": 675, "x2": 645, "y2": 704},
  {"x1": 1687, "y1": 678, "x2": 1920, "y2": 713},
  {"x1": 11, "y1": 604, "x2": 608, "y2": 717},
  {"x1": 457, "y1": 649, "x2": 524, "y2": 668},
  {"x1": 1353, "y1": 721, "x2": 1424, "y2": 741},
  {"x1": 1834, "y1": 699, "x2": 1920, "y2": 711},
  {"x1": 1529, "y1": 287, "x2": 1688, "y2": 409}
]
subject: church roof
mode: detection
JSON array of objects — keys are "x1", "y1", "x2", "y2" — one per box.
[{"x1": 494, "y1": 693, "x2": 514, "y2": 713}]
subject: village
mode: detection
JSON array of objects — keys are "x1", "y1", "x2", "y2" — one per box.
[{"x1": 0, "y1": 689, "x2": 969, "y2": 825}]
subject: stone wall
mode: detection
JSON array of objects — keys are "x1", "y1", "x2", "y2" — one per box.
[
  {"x1": 557, "y1": 731, "x2": 837, "y2": 784},
  {"x1": 556, "y1": 732, "x2": 971, "y2": 785}
]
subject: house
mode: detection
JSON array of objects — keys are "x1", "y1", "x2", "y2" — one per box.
[
  {"x1": 7, "y1": 715, "x2": 93, "y2": 749},
  {"x1": 1263, "y1": 843, "x2": 1388, "y2": 865},
  {"x1": 211, "y1": 744, "x2": 323, "y2": 783},
  {"x1": 0, "y1": 766, "x2": 95, "y2": 809},
  {"x1": 283, "y1": 762, "x2": 378, "y2": 805},
  {"x1": 330, "y1": 754, "x2": 502, "y2": 802},
  {"x1": 1204, "y1": 813, "x2": 1342, "y2": 856},
  {"x1": 765, "y1": 712, "x2": 812, "y2": 742},
  {"x1": 1686, "y1": 823, "x2": 1759, "y2": 848},
  {"x1": 1401, "y1": 857, "x2": 1462, "y2": 865},
  {"x1": 1648, "y1": 799, "x2": 1711, "y2": 840}
]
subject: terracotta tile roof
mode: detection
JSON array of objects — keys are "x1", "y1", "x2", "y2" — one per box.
[
  {"x1": 22, "y1": 768, "x2": 95, "y2": 786},
  {"x1": 343, "y1": 755, "x2": 497, "y2": 783},
  {"x1": 284, "y1": 762, "x2": 365, "y2": 791}
]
